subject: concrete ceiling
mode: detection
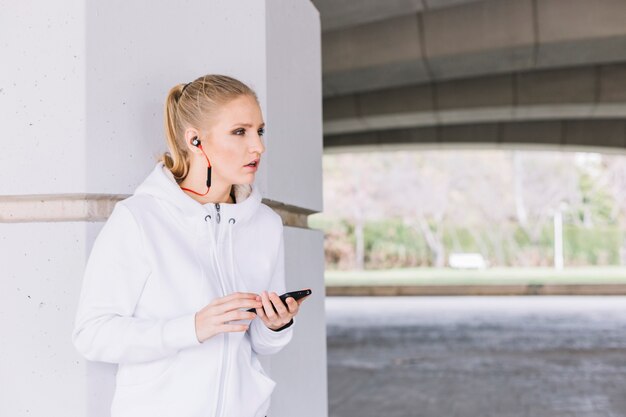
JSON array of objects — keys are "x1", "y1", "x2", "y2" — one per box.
[
  {"x1": 310, "y1": 0, "x2": 485, "y2": 32},
  {"x1": 314, "y1": 0, "x2": 626, "y2": 152},
  {"x1": 321, "y1": 0, "x2": 626, "y2": 97}
]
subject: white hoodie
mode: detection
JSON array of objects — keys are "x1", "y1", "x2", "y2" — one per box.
[{"x1": 72, "y1": 161, "x2": 294, "y2": 417}]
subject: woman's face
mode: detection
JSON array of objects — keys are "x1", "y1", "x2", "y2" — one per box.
[{"x1": 199, "y1": 95, "x2": 266, "y2": 185}]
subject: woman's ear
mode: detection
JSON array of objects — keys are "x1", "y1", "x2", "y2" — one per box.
[{"x1": 184, "y1": 128, "x2": 201, "y2": 153}]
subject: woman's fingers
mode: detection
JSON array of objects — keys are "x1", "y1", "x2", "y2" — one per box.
[
  {"x1": 218, "y1": 309, "x2": 256, "y2": 324},
  {"x1": 285, "y1": 297, "x2": 299, "y2": 314},
  {"x1": 260, "y1": 291, "x2": 278, "y2": 320},
  {"x1": 270, "y1": 292, "x2": 289, "y2": 317},
  {"x1": 295, "y1": 295, "x2": 310, "y2": 308},
  {"x1": 217, "y1": 297, "x2": 262, "y2": 314},
  {"x1": 255, "y1": 305, "x2": 269, "y2": 322},
  {"x1": 212, "y1": 292, "x2": 259, "y2": 306},
  {"x1": 198, "y1": 291, "x2": 311, "y2": 340},
  {"x1": 219, "y1": 323, "x2": 250, "y2": 333},
  {"x1": 248, "y1": 291, "x2": 307, "y2": 330},
  {"x1": 195, "y1": 293, "x2": 266, "y2": 342}
]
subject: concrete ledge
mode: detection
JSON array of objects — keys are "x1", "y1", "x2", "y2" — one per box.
[
  {"x1": 263, "y1": 198, "x2": 314, "y2": 228},
  {"x1": 0, "y1": 194, "x2": 128, "y2": 223},
  {"x1": 326, "y1": 284, "x2": 626, "y2": 296},
  {"x1": 0, "y1": 193, "x2": 312, "y2": 228}
]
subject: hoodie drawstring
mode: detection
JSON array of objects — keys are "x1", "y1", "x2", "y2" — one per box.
[
  {"x1": 204, "y1": 214, "x2": 230, "y2": 294},
  {"x1": 226, "y1": 218, "x2": 248, "y2": 293},
  {"x1": 204, "y1": 214, "x2": 240, "y2": 294},
  {"x1": 228, "y1": 218, "x2": 237, "y2": 292}
]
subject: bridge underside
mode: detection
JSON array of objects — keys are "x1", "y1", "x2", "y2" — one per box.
[
  {"x1": 324, "y1": 119, "x2": 626, "y2": 154},
  {"x1": 317, "y1": 0, "x2": 626, "y2": 152}
]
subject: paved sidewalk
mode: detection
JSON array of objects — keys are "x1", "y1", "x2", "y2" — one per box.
[{"x1": 326, "y1": 296, "x2": 626, "y2": 417}]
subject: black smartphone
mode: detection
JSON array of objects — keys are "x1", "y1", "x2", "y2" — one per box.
[{"x1": 246, "y1": 289, "x2": 312, "y2": 312}]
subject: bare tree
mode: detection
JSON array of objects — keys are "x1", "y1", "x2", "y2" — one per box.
[
  {"x1": 322, "y1": 152, "x2": 387, "y2": 269},
  {"x1": 597, "y1": 153, "x2": 626, "y2": 264}
]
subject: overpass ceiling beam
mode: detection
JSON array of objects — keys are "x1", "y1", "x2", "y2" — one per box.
[
  {"x1": 323, "y1": 63, "x2": 626, "y2": 135},
  {"x1": 312, "y1": 0, "x2": 484, "y2": 32},
  {"x1": 324, "y1": 120, "x2": 626, "y2": 152},
  {"x1": 322, "y1": 0, "x2": 626, "y2": 97}
]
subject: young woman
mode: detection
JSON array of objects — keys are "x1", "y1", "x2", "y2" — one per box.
[{"x1": 72, "y1": 74, "x2": 308, "y2": 417}]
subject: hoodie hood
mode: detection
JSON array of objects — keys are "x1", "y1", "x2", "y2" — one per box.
[{"x1": 134, "y1": 161, "x2": 262, "y2": 237}]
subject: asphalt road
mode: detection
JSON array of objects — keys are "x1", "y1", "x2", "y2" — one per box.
[{"x1": 326, "y1": 296, "x2": 626, "y2": 417}]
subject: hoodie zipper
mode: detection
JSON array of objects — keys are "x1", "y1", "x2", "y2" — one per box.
[{"x1": 213, "y1": 202, "x2": 230, "y2": 417}]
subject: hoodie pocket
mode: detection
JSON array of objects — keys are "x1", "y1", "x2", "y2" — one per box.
[
  {"x1": 250, "y1": 354, "x2": 272, "y2": 382},
  {"x1": 228, "y1": 344, "x2": 276, "y2": 417},
  {"x1": 246, "y1": 350, "x2": 276, "y2": 396},
  {"x1": 116, "y1": 353, "x2": 179, "y2": 388}
]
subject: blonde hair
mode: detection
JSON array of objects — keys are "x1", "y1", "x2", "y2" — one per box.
[{"x1": 160, "y1": 74, "x2": 259, "y2": 183}]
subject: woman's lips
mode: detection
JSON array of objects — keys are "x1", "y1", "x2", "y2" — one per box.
[{"x1": 244, "y1": 161, "x2": 259, "y2": 171}]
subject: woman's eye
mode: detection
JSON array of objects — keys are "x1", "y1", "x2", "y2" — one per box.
[{"x1": 233, "y1": 128, "x2": 265, "y2": 136}]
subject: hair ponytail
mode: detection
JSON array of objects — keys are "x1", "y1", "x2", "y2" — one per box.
[
  {"x1": 159, "y1": 74, "x2": 260, "y2": 183},
  {"x1": 160, "y1": 83, "x2": 189, "y2": 183}
]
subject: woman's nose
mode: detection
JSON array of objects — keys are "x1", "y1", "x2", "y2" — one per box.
[{"x1": 252, "y1": 135, "x2": 265, "y2": 154}]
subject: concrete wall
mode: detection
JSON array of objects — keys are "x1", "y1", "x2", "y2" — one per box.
[{"x1": 0, "y1": 1, "x2": 326, "y2": 416}]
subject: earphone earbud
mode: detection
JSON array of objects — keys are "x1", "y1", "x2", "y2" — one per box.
[{"x1": 180, "y1": 136, "x2": 212, "y2": 195}]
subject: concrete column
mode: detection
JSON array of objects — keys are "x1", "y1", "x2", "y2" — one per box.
[{"x1": 0, "y1": 1, "x2": 326, "y2": 416}]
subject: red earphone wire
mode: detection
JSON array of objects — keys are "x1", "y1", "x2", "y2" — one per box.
[{"x1": 180, "y1": 144, "x2": 212, "y2": 196}]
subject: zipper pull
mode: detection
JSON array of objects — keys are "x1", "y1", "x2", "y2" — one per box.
[{"x1": 215, "y1": 203, "x2": 221, "y2": 223}]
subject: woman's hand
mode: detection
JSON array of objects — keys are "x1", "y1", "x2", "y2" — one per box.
[
  {"x1": 255, "y1": 290, "x2": 309, "y2": 331},
  {"x1": 194, "y1": 292, "x2": 263, "y2": 343}
]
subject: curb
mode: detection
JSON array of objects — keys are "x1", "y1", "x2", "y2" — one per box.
[{"x1": 325, "y1": 284, "x2": 626, "y2": 296}]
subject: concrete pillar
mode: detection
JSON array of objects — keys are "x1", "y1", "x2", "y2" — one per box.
[{"x1": 0, "y1": 1, "x2": 326, "y2": 416}]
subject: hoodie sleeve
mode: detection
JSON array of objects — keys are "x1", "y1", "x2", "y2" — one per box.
[
  {"x1": 249, "y1": 218, "x2": 294, "y2": 355},
  {"x1": 72, "y1": 202, "x2": 201, "y2": 364}
]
